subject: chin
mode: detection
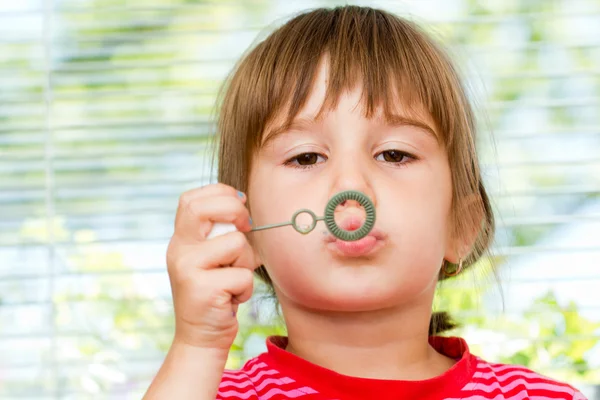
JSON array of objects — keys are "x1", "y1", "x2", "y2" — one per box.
[
  {"x1": 265, "y1": 243, "x2": 441, "y2": 313},
  {"x1": 281, "y1": 272, "x2": 412, "y2": 312}
]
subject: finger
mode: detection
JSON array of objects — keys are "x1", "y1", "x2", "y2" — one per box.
[
  {"x1": 174, "y1": 231, "x2": 259, "y2": 272},
  {"x1": 203, "y1": 267, "x2": 255, "y2": 306},
  {"x1": 174, "y1": 183, "x2": 246, "y2": 234},
  {"x1": 175, "y1": 195, "x2": 251, "y2": 242},
  {"x1": 198, "y1": 231, "x2": 258, "y2": 270},
  {"x1": 182, "y1": 183, "x2": 246, "y2": 202}
]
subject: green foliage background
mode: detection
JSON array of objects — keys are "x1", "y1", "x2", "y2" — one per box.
[{"x1": 1, "y1": 0, "x2": 599, "y2": 398}]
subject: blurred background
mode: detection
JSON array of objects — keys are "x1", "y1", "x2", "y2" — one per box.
[{"x1": 1, "y1": 0, "x2": 599, "y2": 398}]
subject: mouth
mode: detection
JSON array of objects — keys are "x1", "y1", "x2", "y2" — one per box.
[{"x1": 323, "y1": 217, "x2": 386, "y2": 258}]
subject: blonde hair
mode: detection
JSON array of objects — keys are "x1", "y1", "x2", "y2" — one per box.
[{"x1": 214, "y1": 5, "x2": 495, "y2": 334}]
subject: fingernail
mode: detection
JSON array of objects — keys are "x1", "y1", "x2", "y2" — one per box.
[
  {"x1": 249, "y1": 217, "x2": 253, "y2": 226},
  {"x1": 237, "y1": 191, "x2": 245, "y2": 198}
]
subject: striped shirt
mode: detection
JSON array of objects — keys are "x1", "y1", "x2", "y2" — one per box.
[{"x1": 217, "y1": 336, "x2": 587, "y2": 400}]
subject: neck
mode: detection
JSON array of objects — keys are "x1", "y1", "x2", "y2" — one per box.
[{"x1": 279, "y1": 299, "x2": 455, "y2": 381}]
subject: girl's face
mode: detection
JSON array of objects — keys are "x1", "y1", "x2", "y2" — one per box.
[{"x1": 247, "y1": 63, "x2": 457, "y2": 312}]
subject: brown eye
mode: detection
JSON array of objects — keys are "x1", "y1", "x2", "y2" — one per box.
[
  {"x1": 296, "y1": 153, "x2": 319, "y2": 165},
  {"x1": 284, "y1": 152, "x2": 326, "y2": 169},
  {"x1": 381, "y1": 150, "x2": 406, "y2": 163}
]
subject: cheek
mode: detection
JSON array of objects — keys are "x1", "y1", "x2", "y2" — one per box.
[
  {"x1": 253, "y1": 229, "x2": 325, "y2": 300},
  {"x1": 421, "y1": 161, "x2": 453, "y2": 228},
  {"x1": 388, "y1": 163, "x2": 452, "y2": 237},
  {"x1": 381, "y1": 162, "x2": 453, "y2": 272},
  {"x1": 246, "y1": 164, "x2": 319, "y2": 270}
]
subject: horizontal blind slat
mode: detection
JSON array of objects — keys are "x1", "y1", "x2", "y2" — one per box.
[{"x1": 1, "y1": 1, "x2": 599, "y2": 394}]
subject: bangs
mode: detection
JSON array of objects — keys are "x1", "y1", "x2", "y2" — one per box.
[{"x1": 237, "y1": 6, "x2": 468, "y2": 151}]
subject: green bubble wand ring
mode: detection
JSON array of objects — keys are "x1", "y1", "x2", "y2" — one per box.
[{"x1": 207, "y1": 190, "x2": 376, "y2": 242}]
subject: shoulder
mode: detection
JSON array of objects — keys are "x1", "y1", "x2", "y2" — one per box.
[
  {"x1": 462, "y1": 357, "x2": 588, "y2": 400},
  {"x1": 216, "y1": 356, "x2": 303, "y2": 400}
]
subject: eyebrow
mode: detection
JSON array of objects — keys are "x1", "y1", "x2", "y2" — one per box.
[
  {"x1": 386, "y1": 114, "x2": 438, "y2": 141},
  {"x1": 260, "y1": 113, "x2": 438, "y2": 148},
  {"x1": 261, "y1": 116, "x2": 318, "y2": 148}
]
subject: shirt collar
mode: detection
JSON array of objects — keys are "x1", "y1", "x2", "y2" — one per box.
[{"x1": 258, "y1": 335, "x2": 477, "y2": 400}]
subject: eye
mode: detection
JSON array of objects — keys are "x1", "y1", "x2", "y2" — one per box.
[
  {"x1": 375, "y1": 150, "x2": 415, "y2": 164},
  {"x1": 284, "y1": 152, "x2": 326, "y2": 169}
]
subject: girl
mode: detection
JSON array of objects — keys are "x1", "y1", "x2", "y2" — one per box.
[{"x1": 144, "y1": 6, "x2": 586, "y2": 400}]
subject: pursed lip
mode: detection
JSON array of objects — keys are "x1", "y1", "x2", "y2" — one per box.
[
  {"x1": 323, "y1": 227, "x2": 386, "y2": 243},
  {"x1": 323, "y1": 227, "x2": 387, "y2": 257}
]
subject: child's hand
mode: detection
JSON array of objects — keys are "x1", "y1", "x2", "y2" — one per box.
[{"x1": 166, "y1": 183, "x2": 258, "y2": 352}]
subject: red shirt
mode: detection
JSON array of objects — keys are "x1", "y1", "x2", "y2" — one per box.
[{"x1": 217, "y1": 336, "x2": 587, "y2": 400}]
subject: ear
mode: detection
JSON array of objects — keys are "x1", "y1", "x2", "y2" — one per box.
[{"x1": 444, "y1": 193, "x2": 484, "y2": 264}]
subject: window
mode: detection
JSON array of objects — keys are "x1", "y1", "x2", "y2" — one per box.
[{"x1": 1, "y1": 1, "x2": 599, "y2": 398}]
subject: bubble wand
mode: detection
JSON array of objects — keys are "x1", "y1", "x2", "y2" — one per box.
[{"x1": 207, "y1": 190, "x2": 376, "y2": 241}]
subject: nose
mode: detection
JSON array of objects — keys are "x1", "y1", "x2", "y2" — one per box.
[{"x1": 327, "y1": 155, "x2": 377, "y2": 209}]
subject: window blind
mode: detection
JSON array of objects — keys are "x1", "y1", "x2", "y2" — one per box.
[{"x1": 1, "y1": 0, "x2": 599, "y2": 398}]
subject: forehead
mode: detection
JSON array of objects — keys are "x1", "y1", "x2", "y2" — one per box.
[{"x1": 260, "y1": 61, "x2": 439, "y2": 147}]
